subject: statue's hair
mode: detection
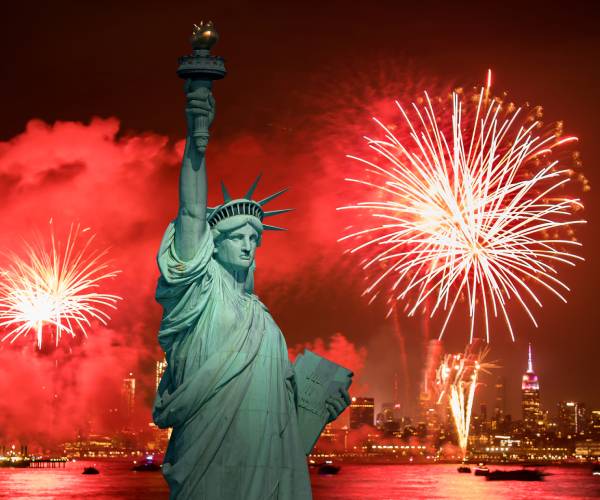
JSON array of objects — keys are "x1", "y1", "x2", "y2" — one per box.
[{"x1": 210, "y1": 215, "x2": 263, "y2": 246}]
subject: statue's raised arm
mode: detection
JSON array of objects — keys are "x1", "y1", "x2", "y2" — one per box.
[{"x1": 174, "y1": 83, "x2": 215, "y2": 260}]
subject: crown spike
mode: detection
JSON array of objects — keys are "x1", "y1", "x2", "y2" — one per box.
[
  {"x1": 263, "y1": 224, "x2": 287, "y2": 231},
  {"x1": 258, "y1": 188, "x2": 288, "y2": 206},
  {"x1": 207, "y1": 178, "x2": 292, "y2": 230},
  {"x1": 221, "y1": 181, "x2": 232, "y2": 202},
  {"x1": 244, "y1": 173, "x2": 262, "y2": 200},
  {"x1": 263, "y1": 208, "x2": 293, "y2": 218}
]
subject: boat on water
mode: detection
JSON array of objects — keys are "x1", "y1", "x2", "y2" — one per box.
[
  {"x1": 132, "y1": 460, "x2": 161, "y2": 472},
  {"x1": 592, "y1": 464, "x2": 600, "y2": 476},
  {"x1": 132, "y1": 455, "x2": 161, "y2": 472},
  {"x1": 486, "y1": 469, "x2": 546, "y2": 481},
  {"x1": 473, "y1": 464, "x2": 489, "y2": 476},
  {"x1": 82, "y1": 466, "x2": 99, "y2": 475},
  {"x1": 457, "y1": 466, "x2": 471, "y2": 473},
  {"x1": 318, "y1": 460, "x2": 340, "y2": 475}
]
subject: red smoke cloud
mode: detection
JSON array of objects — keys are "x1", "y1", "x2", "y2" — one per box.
[
  {"x1": 0, "y1": 118, "x2": 182, "y2": 447},
  {"x1": 0, "y1": 328, "x2": 141, "y2": 448},
  {"x1": 288, "y1": 332, "x2": 368, "y2": 394}
]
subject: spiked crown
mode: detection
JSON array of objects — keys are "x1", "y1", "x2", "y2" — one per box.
[{"x1": 207, "y1": 174, "x2": 292, "y2": 231}]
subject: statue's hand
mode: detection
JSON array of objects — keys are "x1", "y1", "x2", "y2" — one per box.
[
  {"x1": 325, "y1": 387, "x2": 351, "y2": 424},
  {"x1": 185, "y1": 81, "x2": 216, "y2": 136}
]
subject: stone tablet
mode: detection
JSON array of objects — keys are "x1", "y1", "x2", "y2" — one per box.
[{"x1": 294, "y1": 349, "x2": 353, "y2": 454}]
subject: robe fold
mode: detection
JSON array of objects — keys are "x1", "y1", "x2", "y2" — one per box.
[{"x1": 152, "y1": 222, "x2": 312, "y2": 500}]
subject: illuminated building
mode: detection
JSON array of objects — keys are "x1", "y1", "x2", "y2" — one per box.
[
  {"x1": 491, "y1": 377, "x2": 508, "y2": 434},
  {"x1": 419, "y1": 340, "x2": 443, "y2": 433},
  {"x1": 121, "y1": 373, "x2": 136, "y2": 421},
  {"x1": 148, "y1": 361, "x2": 171, "y2": 447},
  {"x1": 470, "y1": 434, "x2": 569, "y2": 462},
  {"x1": 590, "y1": 409, "x2": 600, "y2": 439},
  {"x1": 349, "y1": 397, "x2": 375, "y2": 429},
  {"x1": 574, "y1": 440, "x2": 600, "y2": 459},
  {"x1": 156, "y1": 359, "x2": 167, "y2": 391},
  {"x1": 313, "y1": 423, "x2": 348, "y2": 452},
  {"x1": 381, "y1": 402, "x2": 402, "y2": 421},
  {"x1": 63, "y1": 434, "x2": 117, "y2": 458},
  {"x1": 377, "y1": 402, "x2": 402, "y2": 436},
  {"x1": 494, "y1": 376, "x2": 506, "y2": 417},
  {"x1": 558, "y1": 401, "x2": 587, "y2": 437},
  {"x1": 521, "y1": 343, "x2": 542, "y2": 431}
]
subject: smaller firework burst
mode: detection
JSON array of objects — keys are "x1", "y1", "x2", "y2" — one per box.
[
  {"x1": 435, "y1": 342, "x2": 494, "y2": 455},
  {"x1": 0, "y1": 223, "x2": 121, "y2": 349}
]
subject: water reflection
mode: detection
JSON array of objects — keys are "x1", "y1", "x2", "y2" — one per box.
[
  {"x1": 311, "y1": 464, "x2": 600, "y2": 500},
  {"x1": 0, "y1": 461, "x2": 598, "y2": 499}
]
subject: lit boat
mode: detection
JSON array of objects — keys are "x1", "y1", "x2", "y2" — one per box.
[
  {"x1": 132, "y1": 454, "x2": 161, "y2": 472},
  {"x1": 318, "y1": 460, "x2": 340, "y2": 475},
  {"x1": 474, "y1": 464, "x2": 489, "y2": 476}
]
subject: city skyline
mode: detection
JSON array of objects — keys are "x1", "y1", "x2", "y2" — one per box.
[{"x1": 4, "y1": 340, "x2": 597, "y2": 462}]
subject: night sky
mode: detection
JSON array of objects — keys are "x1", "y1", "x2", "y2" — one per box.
[{"x1": 1, "y1": 1, "x2": 598, "y2": 446}]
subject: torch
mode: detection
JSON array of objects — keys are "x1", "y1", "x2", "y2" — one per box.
[{"x1": 177, "y1": 21, "x2": 227, "y2": 153}]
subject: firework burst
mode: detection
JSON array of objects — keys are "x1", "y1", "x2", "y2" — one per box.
[
  {"x1": 0, "y1": 223, "x2": 121, "y2": 349},
  {"x1": 339, "y1": 76, "x2": 586, "y2": 341},
  {"x1": 435, "y1": 343, "x2": 494, "y2": 454}
]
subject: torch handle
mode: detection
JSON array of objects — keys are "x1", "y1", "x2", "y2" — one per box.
[{"x1": 187, "y1": 79, "x2": 213, "y2": 154}]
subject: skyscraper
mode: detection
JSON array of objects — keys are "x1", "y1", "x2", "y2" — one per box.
[
  {"x1": 521, "y1": 343, "x2": 542, "y2": 431},
  {"x1": 121, "y1": 372, "x2": 136, "y2": 421},
  {"x1": 419, "y1": 340, "x2": 443, "y2": 428},
  {"x1": 152, "y1": 360, "x2": 172, "y2": 443},
  {"x1": 494, "y1": 376, "x2": 506, "y2": 417},
  {"x1": 378, "y1": 402, "x2": 402, "y2": 436},
  {"x1": 349, "y1": 397, "x2": 375, "y2": 429},
  {"x1": 590, "y1": 409, "x2": 600, "y2": 439},
  {"x1": 557, "y1": 401, "x2": 587, "y2": 437}
]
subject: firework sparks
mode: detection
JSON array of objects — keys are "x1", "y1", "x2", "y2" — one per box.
[
  {"x1": 435, "y1": 343, "x2": 494, "y2": 455},
  {"x1": 338, "y1": 78, "x2": 586, "y2": 341},
  {"x1": 0, "y1": 223, "x2": 121, "y2": 349}
]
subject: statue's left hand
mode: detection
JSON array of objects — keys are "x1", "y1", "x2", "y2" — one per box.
[{"x1": 325, "y1": 387, "x2": 351, "y2": 423}]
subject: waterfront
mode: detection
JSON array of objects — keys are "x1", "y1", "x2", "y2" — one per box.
[{"x1": 0, "y1": 462, "x2": 598, "y2": 499}]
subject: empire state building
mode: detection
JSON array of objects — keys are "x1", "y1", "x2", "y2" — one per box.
[{"x1": 521, "y1": 343, "x2": 542, "y2": 430}]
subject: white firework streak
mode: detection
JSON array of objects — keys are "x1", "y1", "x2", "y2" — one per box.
[
  {"x1": 0, "y1": 224, "x2": 121, "y2": 349},
  {"x1": 436, "y1": 346, "x2": 493, "y2": 454},
  {"x1": 339, "y1": 89, "x2": 585, "y2": 341}
]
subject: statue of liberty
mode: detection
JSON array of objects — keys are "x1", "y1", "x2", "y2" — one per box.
[{"x1": 152, "y1": 23, "x2": 351, "y2": 499}]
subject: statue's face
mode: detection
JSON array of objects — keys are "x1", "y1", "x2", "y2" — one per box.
[{"x1": 214, "y1": 223, "x2": 259, "y2": 272}]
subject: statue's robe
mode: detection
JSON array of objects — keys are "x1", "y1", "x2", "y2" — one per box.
[{"x1": 152, "y1": 222, "x2": 312, "y2": 500}]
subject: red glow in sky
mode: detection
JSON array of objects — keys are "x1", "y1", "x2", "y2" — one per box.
[{"x1": 0, "y1": 1, "x2": 598, "y2": 448}]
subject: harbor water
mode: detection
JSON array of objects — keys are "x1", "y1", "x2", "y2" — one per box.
[{"x1": 0, "y1": 461, "x2": 599, "y2": 499}]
